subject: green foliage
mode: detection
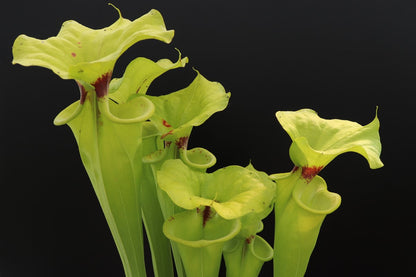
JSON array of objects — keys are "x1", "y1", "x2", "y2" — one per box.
[
  {"x1": 157, "y1": 159, "x2": 274, "y2": 219},
  {"x1": 272, "y1": 109, "x2": 383, "y2": 277},
  {"x1": 276, "y1": 108, "x2": 383, "y2": 169},
  {"x1": 12, "y1": 5, "x2": 173, "y2": 87},
  {"x1": 12, "y1": 5, "x2": 383, "y2": 277}
]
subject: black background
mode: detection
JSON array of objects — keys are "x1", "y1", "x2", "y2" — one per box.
[{"x1": 1, "y1": 0, "x2": 415, "y2": 276}]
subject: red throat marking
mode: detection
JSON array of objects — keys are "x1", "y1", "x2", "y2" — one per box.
[
  {"x1": 77, "y1": 82, "x2": 87, "y2": 104},
  {"x1": 246, "y1": 235, "x2": 255, "y2": 244},
  {"x1": 301, "y1": 166, "x2": 323, "y2": 182},
  {"x1": 175, "y1": 137, "x2": 189, "y2": 149},
  {"x1": 162, "y1": 119, "x2": 172, "y2": 127},
  {"x1": 92, "y1": 72, "x2": 112, "y2": 98},
  {"x1": 202, "y1": 206, "x2": 212, "y2": 227}
]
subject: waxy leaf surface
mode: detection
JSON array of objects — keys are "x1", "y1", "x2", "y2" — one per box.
[
  {"x1": 272, "y1": 170, "x2": 341, "y2": 277},
  {"x1": 157, "y1": 159, "x2": 274, "y2": 220},
  {"x1": 12, "y1": 7, "x2": 181, "y2": 276},
  {"x1": 109, "y1": 54, "x2": 189, "y2": 103},
  {"x1": 12, "y1": 7, "x2": 174, "y2": 86},
  {"x1": 164, "y1": 209, "x2": 241, "y2": 277},
  {"x1": 147, "y1": 72, "x2": 231, "y2": 141},
  {"x1": 276, "y1": 109, "x2": 383, "y2": 170}
]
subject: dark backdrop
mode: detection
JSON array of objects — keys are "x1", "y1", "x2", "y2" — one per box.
[{"x1": 1, "y1": 0, "x2": 414, "y2": 276}]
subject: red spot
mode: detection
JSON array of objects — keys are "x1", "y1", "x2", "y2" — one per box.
[
  {"x1": 168, "y1": 216, "x2": 175, "y2": 222},
  {"x1": 71, "y1": 52, "x2": 76, "y2": 57},
  {"x1": 76, "y1": 81, "x2": 87, "y2": 104},
  {"x1": 301, "y1": 166, "x2": 323, "y2": 182},
  {"x1": 245, "y1": 235, "x2": 255, "y2": 244},
  {"x1": 202, "y1": 206, "x2": 212, "y2": 227},
  {"x1": 161, "y1": 130, "x2": 173, "y2": 139},
  {"x1": 162, "y1": 119, "x2": 172, "y2": 128},
  {"x1": 164, "y1": 141, "x2": 172, "y2": 148},
  {"x1": 292, "y1": 166, "x2": 299, "y2": 173},
  {"x1": 176, "y1": 137, "x2": 189, "y2": 149},
  {"x1": 196, "y1": 207, "x2": 201, "y2": 213},
  {"x1": 92, "y1": 72, "x2": 112, "y2": 98}
]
